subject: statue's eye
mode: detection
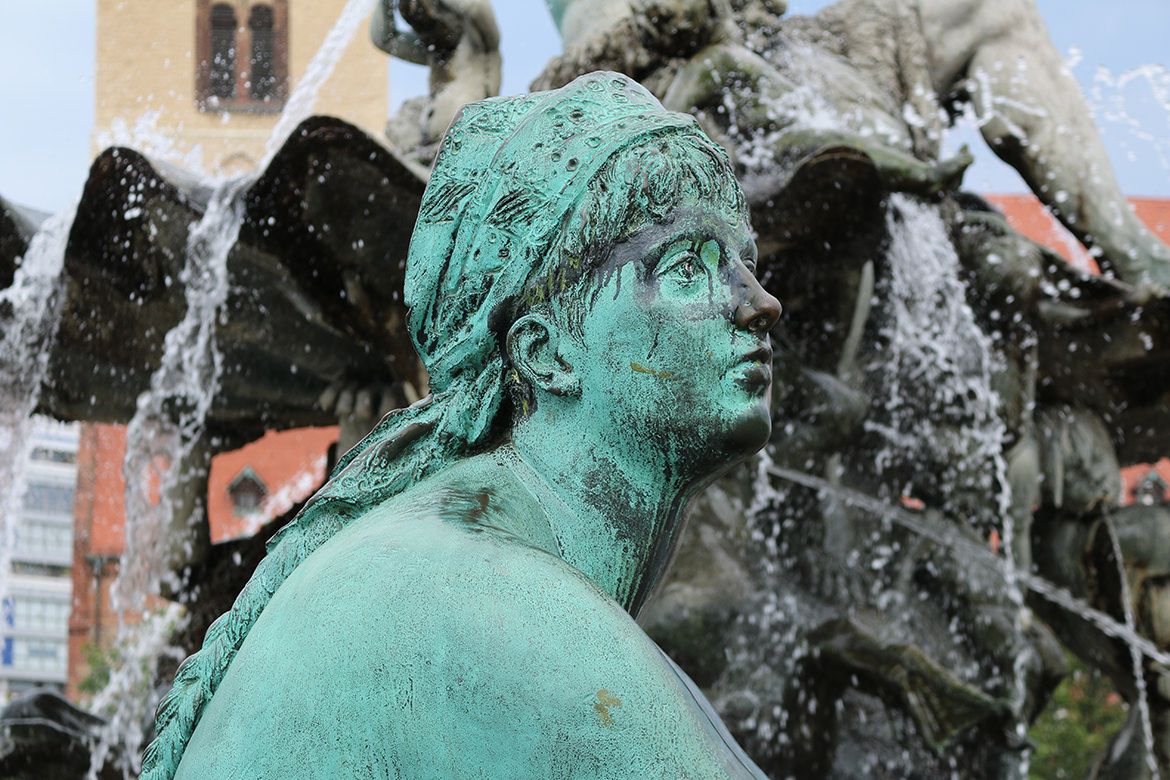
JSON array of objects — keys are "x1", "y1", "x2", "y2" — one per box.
[{"x1": 661, "y1": 249, "x2": 703, "y2": 282}]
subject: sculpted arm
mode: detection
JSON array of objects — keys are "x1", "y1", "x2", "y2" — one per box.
[
  {"x1": 921, "y1": 0, "x2": 1170, "y2": 285},
  {"x1": 370, "y1": 0, "x2": 430, "y2": 64}
]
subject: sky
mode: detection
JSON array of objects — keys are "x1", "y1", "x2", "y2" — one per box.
[{"x1": 0, "y1": 0, "x2": 1167, "y2": 216}]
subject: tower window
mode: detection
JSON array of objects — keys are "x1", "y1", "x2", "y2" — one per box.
[
  {"x1": 197, "y1": 0, "x2": 288, "y2": 111},
  {"x1": 249, "y1": 5, "x2": 277, "y2": 101},
  {"x1": 228, "y1": 466, "x2": 268, "y2": 516},
  {"x1": 209, "y1": 4, "x2": 238, "y2": 101}
]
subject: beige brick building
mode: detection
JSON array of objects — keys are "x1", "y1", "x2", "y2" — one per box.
[{"x1": 93, "y1": 0, "x2": 388, "y2": 176}]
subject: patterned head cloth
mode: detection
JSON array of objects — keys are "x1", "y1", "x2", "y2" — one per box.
[{"x1": 406, "y1": 71, "x2": 700, "y2": 402}]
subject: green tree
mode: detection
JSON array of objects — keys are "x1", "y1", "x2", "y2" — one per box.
[{"x1": 1030, "y1": 654, "x2": 1128, "y2": 780}]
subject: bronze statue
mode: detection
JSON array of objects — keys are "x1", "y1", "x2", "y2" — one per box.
[{"x1": 141, "y1": 72, "x2": 780, "y2": 779}]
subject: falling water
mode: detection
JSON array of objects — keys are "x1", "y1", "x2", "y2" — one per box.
[
  {"x1": 261, "y1": 0, "x2": 381, "y2": 163},
  {"x1": 114, "y1": 0, "x2": 380, "y2": 613},
  {"x1": 1103, "y1": 513, "x2": 1162, "y2": 780},
  {"x1": 876, "y1": 195, "x2": 1034, "y2": 770},
  {"x1": 0, "y1": 209, "x2": 73, "y2": 629},
  {"x1": 90, "y1": 0, "x2": 379, "y2": 772},
  {"x1": 84, "y1": 603, "x2": 186, "y2": 780},
  {"x1": 867, "y1": 195, "x2": 1011, "y2": 528}
]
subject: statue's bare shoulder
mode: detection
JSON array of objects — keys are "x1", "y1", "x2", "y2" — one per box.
[{"x1": 176, "y1": 472, "x2": 764, "y2": 779}]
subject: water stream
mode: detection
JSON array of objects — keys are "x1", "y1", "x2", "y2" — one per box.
[
  {"x1": 0, "y1": 208, "x2": 74, "y2": 633},
  {"x1": 878, "y1": 195, "x2": 1032, "y2": 767},
  {"x1": 90, "y1": 0, "x2": 379, "y2": 773}
]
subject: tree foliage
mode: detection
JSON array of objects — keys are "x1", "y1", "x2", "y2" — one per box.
[{"x1": 1030, "y1": 654, "x2": 1128, "y2": 780}]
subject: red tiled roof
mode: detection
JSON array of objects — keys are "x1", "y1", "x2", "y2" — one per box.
[
  {"x1": 76, "y1": 424, "x2": 338, "y2": 551},
  {"x1": 207, "y1": 427, "x2": 337, "y2": 542}
]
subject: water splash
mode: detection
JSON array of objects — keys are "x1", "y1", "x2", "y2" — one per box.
[
  {"x1": 262, "y1": 0, "x2": 379, "y2": 164},
  {"x1": 872, "y1": 194, "x2": 1024, "y2": 678},
  {"x1": 1089, "y1": 63, "x2": 1170, "y2": 178},
  {"x1": 865, "y1": 195, "x2": 1029, "y2": 767},
  {"x1": 93, "y1": 111, "x2": 206, "y2": 175},
  {"x1": 874, "y1": 195, "x2": 1031, "y2": 758},
  {"x1": 768, "y1": 462, "x2": 1170, "y2": 672},
  {"x1": 867, "y1": 195, "x2": 1009, "y2": 524},
  {"x1": 92, "y1": 0, "x2": 379, "y2": 770},
  {"x1": 1103, "y1": 512, "x2": 1161, "y2": 780},
  {"x1": 0, "y1": 208, "x2": 74, "y2": 619}
]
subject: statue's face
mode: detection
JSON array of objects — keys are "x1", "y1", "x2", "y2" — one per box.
[{"x1": 570, "y1": 200, "x2": 780, "y2": 470}]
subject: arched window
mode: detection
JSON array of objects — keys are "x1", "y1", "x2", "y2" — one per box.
[
  {"x1": 209, "y1": 4, "x2": 238, "y2": 101},
  {"x1": 249, "y1": 5, "x2": 277, "y2": 101},
  {"x1": 197, "y1": 0, "x2": 287, "y2": 111}
]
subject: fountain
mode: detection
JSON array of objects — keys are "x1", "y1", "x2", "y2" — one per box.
[{"x1": 1, "y1": 0, "x2": 1169, "y2": 777}]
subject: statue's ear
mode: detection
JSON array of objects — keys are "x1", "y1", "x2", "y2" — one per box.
[{"x1": 507, "y1": 313, "x2": 580, "y2": 397}]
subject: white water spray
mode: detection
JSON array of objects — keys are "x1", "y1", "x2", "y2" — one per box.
[
  {"x1": 1089, "y1": 63, "x2": 1170, "y2": 179},
  {"x1": 0, "y1": 208, "x2": 74, "y2": 640},
  {"x1": 768, "y1": 462, "x2": 1170, "y2": 672},
  {"x1": 869, "y1": 195, "x2": 1009, "y2": 513},
  {"x1": 878, "y1": 194, "x2": 1036, "y2": 769},
  {"x1": 92, "y1": 0, "x2": 379, "y2": 771}
]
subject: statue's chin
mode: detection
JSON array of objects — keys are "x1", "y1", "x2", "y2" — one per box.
[
  {"x1": 735, "y1": 405, "x2": 774, "y2": 456},
  {"x1": 704, "y1": 401, "x2": 773, "y2": 469}
]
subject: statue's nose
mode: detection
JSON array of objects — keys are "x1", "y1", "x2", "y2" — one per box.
[{"x1": 733, "y1": 271, "x2": 781, "y2": 335}]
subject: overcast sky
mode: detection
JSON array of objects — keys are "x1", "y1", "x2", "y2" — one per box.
[{"x1": 1, "y1": 0, "x2": 1167, "y2": 215}]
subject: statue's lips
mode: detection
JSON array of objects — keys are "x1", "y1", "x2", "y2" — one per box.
[{"x1": 732, "y1": 345, "x2": 772, "y2": 391}]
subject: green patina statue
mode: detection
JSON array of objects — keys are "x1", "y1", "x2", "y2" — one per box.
[{"x1": 141, "y1": 71, "x2": 780, "y2": 779}]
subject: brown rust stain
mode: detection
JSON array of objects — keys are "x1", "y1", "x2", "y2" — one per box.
[
  {"x1": 593, "y1": 689, "x2": 623, "y2": 728},
  {"x1": 629, "y1": 361, "x2": 673, "y2": 379}
]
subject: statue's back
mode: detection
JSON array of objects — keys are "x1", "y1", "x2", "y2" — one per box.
[{"x1": 173, "y1": 457, "x2": 766, "y2": 779}]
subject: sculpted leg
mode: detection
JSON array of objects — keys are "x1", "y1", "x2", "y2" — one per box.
[
  {"x1": 663, "y1": 42, "x2": 973, "y2": 198},
  {"x1": 939, "y1": 0, "x2": 1170, "y2": 286}
]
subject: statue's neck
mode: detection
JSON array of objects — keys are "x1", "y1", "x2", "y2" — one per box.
[{"x1": 504, "y1": 425, "x2": 702, "y2": 618}]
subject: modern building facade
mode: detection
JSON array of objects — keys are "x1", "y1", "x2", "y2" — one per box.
[{"x1": 0, "y1": 418, "x2": 79, "y2": 699}]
